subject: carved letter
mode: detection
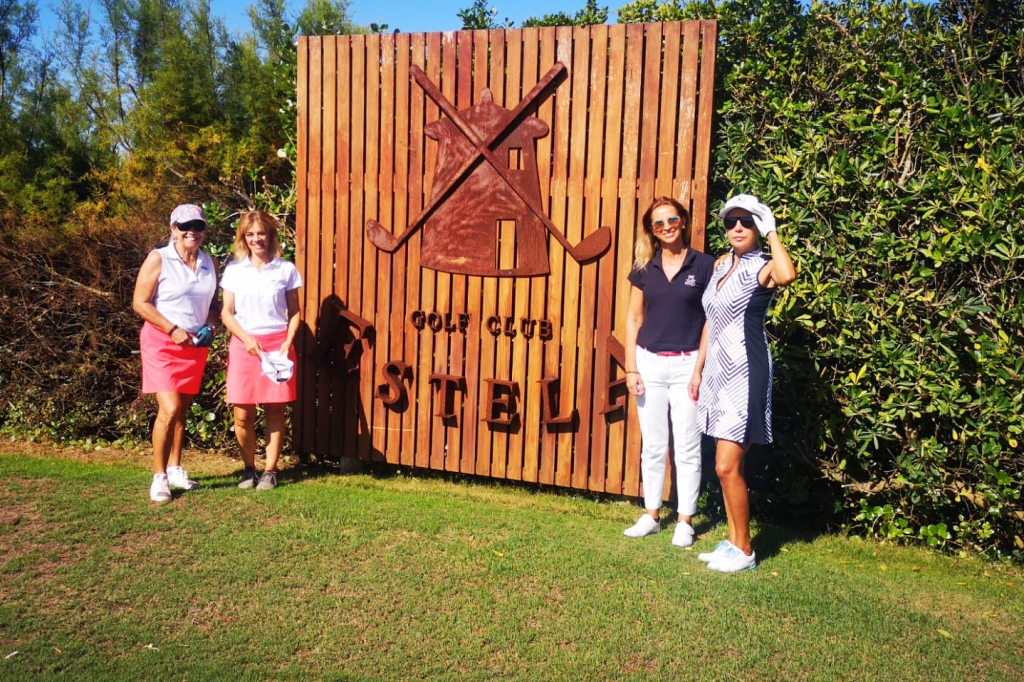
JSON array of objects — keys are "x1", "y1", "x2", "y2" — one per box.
[
  {"x1": 538, "y1": 319, "x2": 553, "y2": 341},
  {"x1": 427, "y1": 312, "x2": 443, "y2": 332},
  {"x1": 483, "y1": 379, "x2": 519, "y2": 426},
  {"x1": 377, "y1": 361, "x2": 412, "y2": 408},
  {"x1": 458, "y1": 313, "x2": 471, "y2": 332},
  {"x1": 602, "y1": 335, "x2": 628, "y2": 417},
  {"x1": 486, "y1": 315, "x2": 502, "y2": 337},
  {"x1": 503, "y1": 316, "x2": 517, "y2": 338},
  {"x1": 520, "y1": 317, "x2": 536, "y2": 339},
  {"x1": 539, "y1": 376, "x2": 577, "y2": 426},
  {"x1": 429, "y1": 373, "x2": 465, "y2": 421},
  {"x1": 410, "y1": 310, "x2": 426, "y2": 330}
]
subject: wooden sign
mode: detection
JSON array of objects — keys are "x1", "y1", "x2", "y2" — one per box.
[{"x1": 295, "y1": 22, "x2": 717, "y2": 499}]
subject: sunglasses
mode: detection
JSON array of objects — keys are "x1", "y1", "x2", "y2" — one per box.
[
  {"x1": 723, "y1": 216, "x2": 756, "y2": 230},
  {"x1": 651, "y1": 215, "x2": 682, "y2": 232},
  {"x1": 175, "y1": 220, "x2": 206, "y2": 232}
]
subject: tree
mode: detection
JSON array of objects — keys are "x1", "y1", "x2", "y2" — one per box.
[
  {"x1": 457, "y1": 0, "x2": 512, "y2": 30},
  {"x1": 522, "y1": 0, "x2": 609, "y2": 27}
]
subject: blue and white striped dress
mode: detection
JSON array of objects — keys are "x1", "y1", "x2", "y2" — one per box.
[{"x1": 698, "y1": 250, "x2": 775, "y2": 444}]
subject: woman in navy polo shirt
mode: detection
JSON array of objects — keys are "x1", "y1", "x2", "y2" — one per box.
[{"x1": 623, "y1": 197, "x2": 715, "y2": 546}]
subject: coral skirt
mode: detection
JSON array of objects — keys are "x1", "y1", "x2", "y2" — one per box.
[
  {"x1": 226, "y1": 330, "x2": 297, "y2": 405},
  {"x1": 140, "y1": 321, "x2": 210, "y2": 394}
]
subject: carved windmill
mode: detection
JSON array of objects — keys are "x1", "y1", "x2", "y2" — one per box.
[{"x1": 365, "y1": 63, "x2": 611, "y2": 276}]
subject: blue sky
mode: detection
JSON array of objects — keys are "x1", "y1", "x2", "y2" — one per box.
[
  {"x1": 212, "y1": 0, "x2": 614, "y2": 35},
  {"x1": 36, "y1": 1, "x2": 614, "y2": 43}
]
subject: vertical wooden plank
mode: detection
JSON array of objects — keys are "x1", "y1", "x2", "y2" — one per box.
[
  {"x1": 444, "y1": 31, "x2": 473, "y2": 475},
  {"x1": 360, "y1": 34, "x2": 382, "y2": 461},
  {"x1": 315, "y1": 37, "x2": 337, "y2": 459},
  {"x1": 540, "y1": 25, "x2": 571, "y2": 487},
  {"x1": 655, "y1": 26, "x2": 681, "y2": 199},
  {"x1": 303, "y1": 37, "x2": 324, "y2": 458},
  {"x1": 568, "y1": 24, "x2": 604, "y2": 491},
  {"x1": 460, "y1": 30, "x2": 488, "y2": 478},
  {"x1": 637, "y1": 23, "x2": 662, "y2": 212},
  {"x1": 420, "y1": 31, "x2": 443, "y2": 472},
  {"x1": 294, "y1": 37, "x2": 313, "y2": 454},
  {"x1": 387, "y1": 34, "x2": 411, "y2": 464},
  {"x1": 521, "y1": 27, "x2": 550, "y2": 484},
  {"x1": 675, "y1": 22, "x2": 700, "y2": 217},
  {"x1": 691, "y1": 21, "x2": 718, "y2": 254},
  {"x1": 346, "y1": 35, "x2": 367, "y2": 459},
  {"x1": 398, "y1": 34, "x2": 425, "y2": 467},
  {"x1": 432, "y1": 32, "x2": 456, "y2": 473},
  {"x1": 578, "y1": 24, "x2": 608, "y2": 492},
  {"x1": 617, "y1": 22, "x2": 647, "y2": 498},
  {"x1": 503, "y1": 29, "x2": 527, "y2": 482},
  {"x1": 378, "y1": 33, "x2": 403, "y2": 464},
  {"x1": 331, "y1": 37, "x2": 353, "y2": 460},
  {"x1": 596, "y1": 25, "x2": 628, "y2": 495},
  {"x1": 591, "y1": 24, "x2": 627, "y2": 494}
]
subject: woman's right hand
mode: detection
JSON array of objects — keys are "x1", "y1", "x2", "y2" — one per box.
[
  {"x1": 243, "y1": 334, "x2": 262, "y2": 356},
  {"x1": 627, "y1": 372, "x2": 645, "y2": 396},
  {"x1": 169, "y1": 327, "x2": 193, "y2": 347}
]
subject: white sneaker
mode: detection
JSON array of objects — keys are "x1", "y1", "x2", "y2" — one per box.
[
  {"x1": 166, "y1": 465, "x2": 198, "y2": 490},
  {"x1": 697, "y1": 540, "x2": 731, "y2": 562},
  {"x1": 150, "y1": 474, "x2": 171, "y2": 503},
  {"x1": 707, "y1": 543, "x2": 757, "y2": 573},
  {"x1": 671, "y1": 521, "x2": 695, "y2": 548},
  {"x1": 623, "y1": 514, "x2": 661, "y2": 537}
]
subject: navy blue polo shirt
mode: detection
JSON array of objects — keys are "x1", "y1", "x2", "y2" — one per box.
[{"x1": 628, "y1": 248, "x2": 715, "y2": 352}]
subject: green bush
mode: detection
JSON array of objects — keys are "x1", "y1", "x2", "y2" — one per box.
[{"x1": 619, "y1": 0, "x2": 1024, "y2": 557}]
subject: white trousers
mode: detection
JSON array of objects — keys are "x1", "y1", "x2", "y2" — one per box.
[{"x1": 635, "y1": 346, "x2": 702, "y2": 515}]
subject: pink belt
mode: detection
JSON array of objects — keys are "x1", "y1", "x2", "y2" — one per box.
[{"x1": 642, "y1": 347, "x2": 693, "y2": 357}]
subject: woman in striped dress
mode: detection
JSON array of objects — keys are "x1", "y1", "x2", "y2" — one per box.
[{"x1": 693, "y1": 194, "x2": 796, "y2": 572}]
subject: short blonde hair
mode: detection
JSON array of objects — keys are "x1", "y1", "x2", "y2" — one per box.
[
  {"x1": 633, "y1": 197, "x2": 691, "y2": 270},
  {"x1": 232, "y1": 210, "x2": 283, "y2": 261}
]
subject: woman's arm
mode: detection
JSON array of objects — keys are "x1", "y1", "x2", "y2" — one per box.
[
  {"x1": 206, "y1": 258, "x2": 221, "y2": 327},
  {"x1": 132, "y1": 250, "x2": 191, "y2": 346},
  {"x1": 624, "y1": 286, "x2": 645, "y2": 396},
  {"x1": 279, "y1": 288, "x2": 301, "y2": 356},
  {"x1": 689, "y1": 323, "x2": 708, "y2": 402},
  {"x1": 221, "y1": 290, "x2": 261, "y2": 355},
  {"x1": 761, "y1": 231, "x2": 797, "y2": 288}
]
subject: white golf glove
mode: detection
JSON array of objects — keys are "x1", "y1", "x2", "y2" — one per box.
[{"x1": 751, "y1": 201, "x2": 776, "y2": 236}]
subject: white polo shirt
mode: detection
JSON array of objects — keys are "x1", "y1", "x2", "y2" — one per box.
[
  {"x1": 153, "y1": 244, "x2": 217, "y2": 333},
  {"x1": 220, "y1": 256, "x2": 303, "y2": 334}
]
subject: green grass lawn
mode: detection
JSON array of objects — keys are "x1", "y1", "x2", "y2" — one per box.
[{"x1": 1, "y1": 447, "x2": 1022, "y2": 681}]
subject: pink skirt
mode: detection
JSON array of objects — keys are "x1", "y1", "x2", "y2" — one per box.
[
  {"x1": 226, "y1": 330, "x2": 297, "y2": 405},
  {"x1": 140, "y1": 321, "x2": 210, "y2": 394}
]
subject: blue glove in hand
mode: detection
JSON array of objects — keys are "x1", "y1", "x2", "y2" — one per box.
[{"x1": 193, "y1": 324, "x2": 215, "y2": 348}]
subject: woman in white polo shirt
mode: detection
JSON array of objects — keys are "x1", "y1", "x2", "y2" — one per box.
[
  {"x1": 220, "y1": 210, "x2": 303, "y2": 490},
  {"x1": 132, "y1": 204, "x2": 218, "y2": 503}
]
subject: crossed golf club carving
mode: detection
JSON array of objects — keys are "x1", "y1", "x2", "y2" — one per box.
[{"x1": 365, "y1": 62, "x2": 612, "y2": 267}]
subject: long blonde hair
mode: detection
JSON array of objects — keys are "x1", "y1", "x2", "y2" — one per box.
[
  {"x1": 231, "y1": 210, "x2": 284, "y2": 261},
  {"x1": 633, "y1": 197, "x2": 691, "y2": 270}
]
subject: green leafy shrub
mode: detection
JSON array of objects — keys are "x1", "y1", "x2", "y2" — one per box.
[{"x1": 619, "y1": 0, "x2": 1024, "y2": 557}]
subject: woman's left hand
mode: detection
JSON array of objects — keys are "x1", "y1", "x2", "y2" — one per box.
[
  {"x1": 688, "y1": 371, "x2": 701, "y2": 402},
  {"x1": 278, "y1": 343, "x2": 291, "y2": 357}
]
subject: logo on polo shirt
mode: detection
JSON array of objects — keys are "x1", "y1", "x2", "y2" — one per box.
[{"x1": 684, "y1": 275, "x2": 697, "y2": 287}]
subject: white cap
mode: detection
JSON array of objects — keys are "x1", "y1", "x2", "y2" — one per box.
[
  {"x1": 260, "y1": 351, "x2": 294, "y2": 384},
  {"x1": 719, "y1": 194, "x2": 766, "y2": 219},
  {"x1": 169, "y1": 204, "x2": 207, "y2": 226}
]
